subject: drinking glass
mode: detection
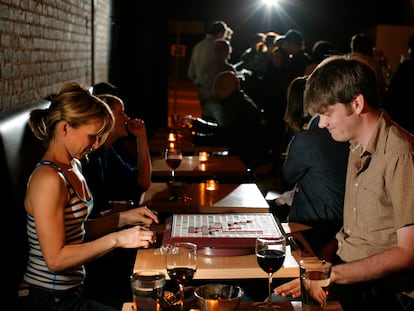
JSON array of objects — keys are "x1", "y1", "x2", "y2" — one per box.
[
  {"x1": 165, "y1": 242, "x2": 198, "y2": 311},
  {"x1": 164, "y1": 148, "x2": 182, "y2": 183},
  {"x1": 300, "y1": 259, "x2": 332, "y2": 311},
  {"x1": 255, "y1": 235, "x2": 286, "y2": 310}
]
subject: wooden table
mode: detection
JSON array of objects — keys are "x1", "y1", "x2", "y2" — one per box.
[
  {"x1": 134, "y1": 222, "x2": 314, "y2": 281},
  {"x1": 142, "y1": 183, "x2": 269, "y2": 214},
  {"x1": 151, "y1": 155, "x2": 253, "y2": 183},
  {"x1": 149, "y1": 127, "x2": 229, "y2": 156},
  {"x1": 122, "y1": 300, "x2": 344, "y2": 310},
  {"x1": 134, "y1": 245, "x2": 299, "y2": 280}
]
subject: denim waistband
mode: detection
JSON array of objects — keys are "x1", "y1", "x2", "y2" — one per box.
[{"x1": 18, "y1": 284, "x2": 84, "y2": 299}]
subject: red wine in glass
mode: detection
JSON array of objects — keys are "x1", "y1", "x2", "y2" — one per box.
[
  {"x1": 167, "y1": 267, "x2": 196, "y2": 285},
  {"x1": 166, "y1": 158, "x2": 181, "y2": 170},
  {"x1": 257, "y1": 249, "x2": 285, "y2": 274},
  {"x1": 165, "y1": 242, "x2": 197, "y2": 311},
  {"x1": 255, "y1": 236, "x2": 286, "y2": 310},
  {"x1": 164, "y1": 148, "x2": 182, "y2": 182}
]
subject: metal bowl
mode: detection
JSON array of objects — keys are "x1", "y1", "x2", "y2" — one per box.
[{"x1": 194, "y1": 284, "x2": 244, "y2": 311}]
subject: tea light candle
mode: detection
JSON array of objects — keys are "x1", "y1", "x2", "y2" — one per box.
[
  {"x1": 206, "y1": 179, "x2": 217, "y2": 191},
  {"x1": 168, "y1": 132, "x2": 176, "y2": 142},
  {"x1": 199, "y1": 151, "x2": 208, "y2": 163}
]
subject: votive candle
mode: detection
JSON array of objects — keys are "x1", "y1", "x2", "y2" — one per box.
[{"x1": 199, "y1": 151, "x2": 208, "y2": 162}]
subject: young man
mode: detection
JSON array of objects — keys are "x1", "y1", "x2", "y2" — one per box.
[{"x1": 274, "y1": 54, "x2": 414, "y2": 311}]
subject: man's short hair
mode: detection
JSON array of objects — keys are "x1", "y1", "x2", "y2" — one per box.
[{"x1": 208, "y1": 21, "x2": 227, "y2": 35}]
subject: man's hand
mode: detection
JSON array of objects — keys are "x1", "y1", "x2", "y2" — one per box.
[{"x1": 274, "y1": 278, "x2": 301, "y2": 298}]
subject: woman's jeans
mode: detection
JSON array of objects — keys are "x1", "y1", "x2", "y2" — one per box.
[{"x1": 17, "y1": 285, "x2": 118, "y2": 311}]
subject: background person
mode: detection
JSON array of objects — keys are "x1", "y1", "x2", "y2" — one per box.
[
  {"x1": 276, "y1": 76, "x2": 349, "y2": 261},
  {"x1": 197, "y1": 38, "x2": 237, "y2": 123},
  {"x1": 81, "y1": 93, "x2": 153, "y2": 307},
  {"x1": 280, "y1": 29, "x2": 312, "y2": 86},
  {"x1": 193, "y1": 71, "x2": 271, "y2": 171},
  {"x1": 81, "y1": 94, "x2": 151, "y2": 217},
  {"x1": 187, "y1": 20, "x2": 233, "y2": 115},
  {"x1": 385, "y1": 34, "x2": 414, "y2": 134}
]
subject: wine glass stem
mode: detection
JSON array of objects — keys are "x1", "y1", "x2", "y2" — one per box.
[
  {"x1": 178, "y1": 283, "x2": 184, "y2": 311},
  {"x1": 171, "y1": 169, "x2": 175, "y2": 182},
  {"x1": 267, "y1": 273, "x2": 273, "y2": 306}
]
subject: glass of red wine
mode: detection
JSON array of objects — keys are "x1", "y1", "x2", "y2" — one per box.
[
  {"x1": 255, "y1": 235, "x2": 286, "y2": 310},
  {"x1": 164, "y1": 148, "x2": 182, "y2": 183},
  {"x1": 165, "y1": 242, "x2": 198, "y2": 311}
]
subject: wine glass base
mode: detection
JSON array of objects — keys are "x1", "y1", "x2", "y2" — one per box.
[
  {"x1": 253, "y1": 301, "x2": 283, "y2": 310},
  {"x1": 169, "y1": 194, "x2": 192, "y2": 201}
]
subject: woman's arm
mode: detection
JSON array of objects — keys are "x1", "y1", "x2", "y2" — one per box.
[
  {"x1": 26, "y1": 167, "x2": 116, "y2": 271},
  {"x1": 27, "y1": 166, "x2": 157, "y2": 272}
]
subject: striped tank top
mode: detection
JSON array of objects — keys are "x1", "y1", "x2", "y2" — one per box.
[{"x1": 23, "y1": 160, "x2": 93, "y2": 291}]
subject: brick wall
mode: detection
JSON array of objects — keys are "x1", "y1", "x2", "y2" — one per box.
[
  {"x1": 93, "y1": 0, "x2": 112, "y2": 85},
  {"x1": 0, "y1": 0, "x2": 111, "y2": 112}
]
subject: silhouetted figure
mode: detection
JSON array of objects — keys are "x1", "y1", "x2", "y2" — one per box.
[
  {"x1": 350, "y1": 33, "x2": 388, "y2": 100},
  {"x1": 385, "y1": 35, "x2": 414, "y2": 133},
  {"x1": 194, "y1": 71, "x2": 270, "y2": 170},
  {"x1": 187, "y1": 20, "x2": 232, "y2": 113},
  {"x1": 280, "y1": 29, "x2": 312, "y2": 85},
  {"x1": 199, "y1": 38, "x2": 237, "y2": 123},
  {"x1": 350, "y1": 32, "x2": 374, "y2": 56},
  {"x1": 304, "y1": 40, "x2": 338, "y2": 75},
  {"x1": 259, "y1": 46, "x2": 289, "y2": 160}
]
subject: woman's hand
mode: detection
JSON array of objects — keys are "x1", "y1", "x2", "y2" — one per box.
[
  {"x1": 114, "y1": 225, "x2": 156, "y2": 249},
  {"x1": 119, "y1": 206, "x2": 159, "y2": 228}
]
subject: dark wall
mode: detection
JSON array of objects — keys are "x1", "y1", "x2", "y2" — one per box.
[{"x1": 109, "y1": 1, "x2": 169, "y2": 136}]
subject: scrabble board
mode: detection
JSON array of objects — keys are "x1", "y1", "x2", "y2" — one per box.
[{"x1": 162, "y1": 213, "x2": 283, "y2": 255}]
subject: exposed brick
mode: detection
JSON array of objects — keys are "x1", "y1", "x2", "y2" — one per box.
[{"x1": 0, "y1": 0, "x2": 111, "y2": 110}]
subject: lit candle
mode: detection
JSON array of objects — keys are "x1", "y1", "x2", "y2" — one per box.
[
  {"x1": 206, "y1": 179, "x2": 217, "y2": 191},
  {"x1": 199, "y1": 151, "x2": 208, "y2": 163},
  {"x1": 168, "y1": 132, "x2": 176, "y2": 142}
]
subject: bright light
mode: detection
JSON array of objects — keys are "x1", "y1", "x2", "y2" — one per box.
[
  {"x1": 262, "y1": 0, "x2": 281, "y2": 8},
  {"x1": 235, "y1": 0, "x2": 287, "y2": 32}
]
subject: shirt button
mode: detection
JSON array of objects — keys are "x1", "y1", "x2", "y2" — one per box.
[
  {"x1": 346, "y1": 229, "x2": 351, "y2": 234},
  {"x1": 355, "y1": 182, "x2": 358, "y2": 187},
  {"x1": 353, "y1": 207, "x2": 356, "y2": 212}
]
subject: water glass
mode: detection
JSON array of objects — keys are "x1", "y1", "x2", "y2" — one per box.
[{"x1": 131, "y1": 271, "x2": 166, "y2": 311}]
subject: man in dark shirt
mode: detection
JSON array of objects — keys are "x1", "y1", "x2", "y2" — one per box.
[{"x1": 194, "y1": 70, "x2": 271, "y2": 170}]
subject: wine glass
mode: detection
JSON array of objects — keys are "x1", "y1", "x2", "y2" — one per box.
[
  {"x1": 255, "y1": 235, "x2": 286, "y2": 310},
  {"x1": 165, "y1": 242, "x2": 198, "y2": 311},
  {"x1": 164, "y1": 148, "x2": 182, "y2": 183}
]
